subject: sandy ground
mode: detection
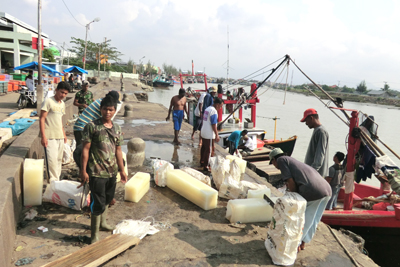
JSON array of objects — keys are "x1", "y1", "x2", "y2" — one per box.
[{"x1": 10, "y1": 81, "x2": 378, "y2": 267}]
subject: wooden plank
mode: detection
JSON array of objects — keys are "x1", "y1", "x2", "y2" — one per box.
[{"x1": 42, "y1": 234, "x2": 140, "y2": 267}]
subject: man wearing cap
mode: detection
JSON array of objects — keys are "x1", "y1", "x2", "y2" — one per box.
[
  {"x1": 192, "y1": 91, "x2": 207, "y2": 141},
  {"x1": 73, "y1": 91, "x2": 122, "y2": 147},
  {"x1": 166, "y1": 88, "x2": 188, "y2": 145},
  {"x1": 201, "y1": 97, "x2": 224, "y2": 170},
  {"x1": 202, "y1": 86, "x2": 217, "y2": 115},
  {"x1": 269, "y1": 148, "x2": 331, "y2": 252},
  {"x1": 301, "y1": 108, "x2": 329, "y2": 177},
  {"x1": 74, "y1": 81, "x2": 94, "y2": 115}
]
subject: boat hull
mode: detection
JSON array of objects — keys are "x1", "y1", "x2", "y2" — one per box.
[
  {"x1": 264, "y1": 135, "x2": 297, "y2": 156},
  {"x1": 153, "y1": 81, "x2": 173, "y2": 87}
]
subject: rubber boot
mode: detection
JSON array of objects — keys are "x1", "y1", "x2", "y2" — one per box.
[
  {"x1": 100, "y1": 206, "x2": 115, "y2": 231},
  {"x1": 91, "y1": 214, "x2": 101, "y2": 244}
]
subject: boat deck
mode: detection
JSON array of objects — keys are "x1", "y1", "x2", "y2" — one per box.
[{"x1": 246, "y1": 160, "x2": 282, "y2": 186}]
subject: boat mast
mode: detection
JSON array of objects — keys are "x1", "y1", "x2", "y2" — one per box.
[{"x1": 226, "y1": 26, "x2": 229, "y2": 89}]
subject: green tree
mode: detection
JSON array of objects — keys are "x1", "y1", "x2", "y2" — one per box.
[
  {"x1": 43, "y1": 48, "x2": 55, "y2": 62},
  {"x1": 356, "y1": 80, "x2": 367, "y2": 93},
  {"x1": 381, "y1": 83, "x2": 390, "y2": 92},
  {"x1": 341, "y1": 85, "x2": 355, "y2": 93},
  {"x1": 68, "y1": 37, "x2": 122, "y2": 67}
]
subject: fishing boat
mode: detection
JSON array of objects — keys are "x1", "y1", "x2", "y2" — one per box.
[
  {"x1": 152, "y1": 75, "x2": 173, "y2": 87},
  {"x1": 182, "y1": 61, "x2": 297, "y2": 161}
]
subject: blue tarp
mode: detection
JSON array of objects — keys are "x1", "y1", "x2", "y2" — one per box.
[
  {"x1": 14, "y1": 62, "x2": 63, "y2": 75},
  {"x1": 63, "y1": 66, "x2": 88, "y2": 74},
  {"x1": 0, "y1": 118, "x2": 36, "y2": 136}
]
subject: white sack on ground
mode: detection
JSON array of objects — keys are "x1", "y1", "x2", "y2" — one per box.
[
  {"x1": 152, "y1": 159, "x2": 173, "y2": 187},
  {"x1": 113, "y1": 219, "x2": 159, "y2": 239},
  {"x1": 43, "y1": 180, "x2": 89, "y2": 210},
  {"x1": 181, "y1": 167, "x2": 211, "y2": 186},
  {"x1": 265, "y1": 192, "x2": 306, "y2": 266},
  {"x1": 209, "y1": 156, "x2": 231, "y2": 190}
]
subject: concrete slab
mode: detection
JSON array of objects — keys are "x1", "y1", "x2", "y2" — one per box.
[{"x1": 7, "y1": 80, "x2": 378, "y2": 267}]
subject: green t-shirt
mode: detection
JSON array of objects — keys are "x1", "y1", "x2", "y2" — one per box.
[
  {"x1": 82, "y1": 118, "x2": 124, "y2": 178},
  {"x1": 75, "y1": 90, "x2": 94, "y2": 113}
]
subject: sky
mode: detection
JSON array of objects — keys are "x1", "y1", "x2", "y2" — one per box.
[{"x1": 2, "y1": 0, "x2": 400, "y2": 89}]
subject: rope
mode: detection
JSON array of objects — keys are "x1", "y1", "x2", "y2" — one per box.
[
  {"x1": 283, "y1": 61, "x2": 290, "y2": 105},
  {"x1": 221, "y1": 56, "x2": 286, "y2": 92},
  {"x1": 326, "y1": 225, "x2": 362, "y2": 267},
  {"x1": 303, "y1": 86, "x2": 349, "y2": 126},
  {"x1": 257, "y1": 62, "x2": 288, "y2": 99}
]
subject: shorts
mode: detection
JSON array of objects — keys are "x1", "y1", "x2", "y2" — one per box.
[
  {"x1": 89, "y1": 176, "x2": 117, "y2": 215},
  {"x1": 173, "y1": 110, "x2": 184, "y2": 131}
]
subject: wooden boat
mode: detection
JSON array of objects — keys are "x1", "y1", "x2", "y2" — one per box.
[
  {"x1": 152, "y1": 75, "x2": 173, "y2": 87},
  {"x1": 264, "y1": 135, "x2": 297, "y2": 156}
]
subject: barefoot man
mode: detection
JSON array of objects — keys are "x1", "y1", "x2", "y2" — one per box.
[{"x1": 166, "y1": 88, "x2": 188, "y2": 144}]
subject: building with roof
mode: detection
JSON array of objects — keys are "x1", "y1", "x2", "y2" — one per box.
[
  {"x1": 367, "y1": 90, "x2": 391, "y2": 98},
  {"x1": 0, "y1": 12, "x2": 56, "y2": 73}
]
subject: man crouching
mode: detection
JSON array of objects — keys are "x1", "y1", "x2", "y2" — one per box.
[{"x1": 79, "y1": 95, "x2": 127, "y2": 243}]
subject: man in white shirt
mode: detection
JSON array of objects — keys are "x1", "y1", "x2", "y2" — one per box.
[
  {"x1": 238, "y1": 135, "x2": 256, "y2": 153},
  {"x1": 200, "y1": 97, "x2": 223, "y2": 171},
  {"x1": 25, "y1": 70, "x2": 34, "y2": 91},
  {"x1": 191, "y1": 91, "x2": 207, "y2": 140}
]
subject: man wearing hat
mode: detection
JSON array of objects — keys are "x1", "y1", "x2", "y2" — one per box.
[
  {"x1": 269, "y1": 148, "x2": 331, "y2": 252},
  {"x1": 301, "y1": 108, "x2": 329, "y2": 177},
  {"x1": 74, "y1": 81, "x2": 94, "y2": 115},
  {"x1": 202, "y1": 86, "x2": 218, "y2": 115},
  {"x1": 73, "y1": 90, "x2": 122, "y2": 147}
]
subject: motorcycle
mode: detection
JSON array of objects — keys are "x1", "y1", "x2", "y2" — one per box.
[{"x1": 17, "y1": 85, "x2": 37, "y2": 109}]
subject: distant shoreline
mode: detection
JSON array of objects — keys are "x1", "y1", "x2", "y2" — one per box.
[{"x1": 275, "y1": 88, "x2": 400, "y2": 108}]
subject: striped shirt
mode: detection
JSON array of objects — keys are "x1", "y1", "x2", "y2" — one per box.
[{"x1": 73, "y1": 99, "x2": 102, "y2": 132}]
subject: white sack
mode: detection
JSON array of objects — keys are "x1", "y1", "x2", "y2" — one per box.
[
  {"x1": 152, "y1": 159, "x2": 174, "y2": 187},
  {"x1": 265, "y1": 192, "x2": 307, "y2": 266},
  {"x1": 209, "y1": 156, "x2": 231, "y2": 190},
  {"x1": 43, "y1": 180, "x2": 89, "y2": 210},
  {"x1": 113, "y1": 219, "x2": 159, "y2": 239},
  {"x1": 181, "y1": 167, "x2": 211, "y2": 186}
]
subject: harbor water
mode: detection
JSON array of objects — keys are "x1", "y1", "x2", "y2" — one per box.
[{"x1": 149, "y1": 83, "x2": 400, "y2": 188}]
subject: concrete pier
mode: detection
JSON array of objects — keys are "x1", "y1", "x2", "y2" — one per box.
[{"x1": 0, "y1": 79, "x2": 378, "y2": 266}]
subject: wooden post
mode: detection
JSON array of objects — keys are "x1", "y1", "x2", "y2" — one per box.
[
  {"x1": 218, "y1": 93, "x2": 223, "y2": 122},
  {"x1": 344, "y1": 111, "x2": 361, "y2": 210},
  {"x1": 250, "y1": 83, "x2": 257, "y2": 127}
]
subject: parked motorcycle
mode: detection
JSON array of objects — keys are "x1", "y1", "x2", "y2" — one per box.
[{"x1": 17, "y1": 85, "x2": 37, "y2": 109}]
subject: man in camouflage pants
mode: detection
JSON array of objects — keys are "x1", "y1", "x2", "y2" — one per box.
[{"x1": 79, "y1": 95, "x2": 128, "y2": 243}]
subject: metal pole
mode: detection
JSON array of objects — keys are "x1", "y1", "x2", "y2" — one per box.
[
  {"x1": 60, "y1": 42, "x2": 65, "y2": 68},
  {"x1": 83, "y1": 24, "x2": 88, "y2": 69},
  {"x1": 103, "y1": 37, "x2": 107, "y2": 72},
  {"x1": 36, "y1": 0, "x2": 43, "y2": 114},
  {"x1": 98, "y1": 43, "x2": 101, "y2": 77}
]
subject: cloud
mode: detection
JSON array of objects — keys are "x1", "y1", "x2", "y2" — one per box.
[{"x1": 4, "y1": 0, "x2": 400, "y2": 89}]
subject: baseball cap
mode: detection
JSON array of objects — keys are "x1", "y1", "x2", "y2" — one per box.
[
  {"x1": 300, "y1": 108, "x2": 317, "y2": 122},
  {"x1": 269, "y1": 148, "x2": 284, "y2": 164},
  {"x1": 209, "y1": 86, "x2": 218, "y2": 93},
  {"x1": 106, "y1": 90, "x2": 121, "y2": 103}
]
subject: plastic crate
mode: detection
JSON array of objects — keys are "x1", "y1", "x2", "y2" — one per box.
[
  {"x1": 10, "y1": 73, "x2": 27, "y2": 81},
  {"x1": 7, "y1": 83, "x2": 12, "y2": 92},
  {"x1": 0, "y1": 75, "x2": 5, "y2": 81},
  {"x1": 0, "y1": 81, "x2": 8, "y2": 93}
]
